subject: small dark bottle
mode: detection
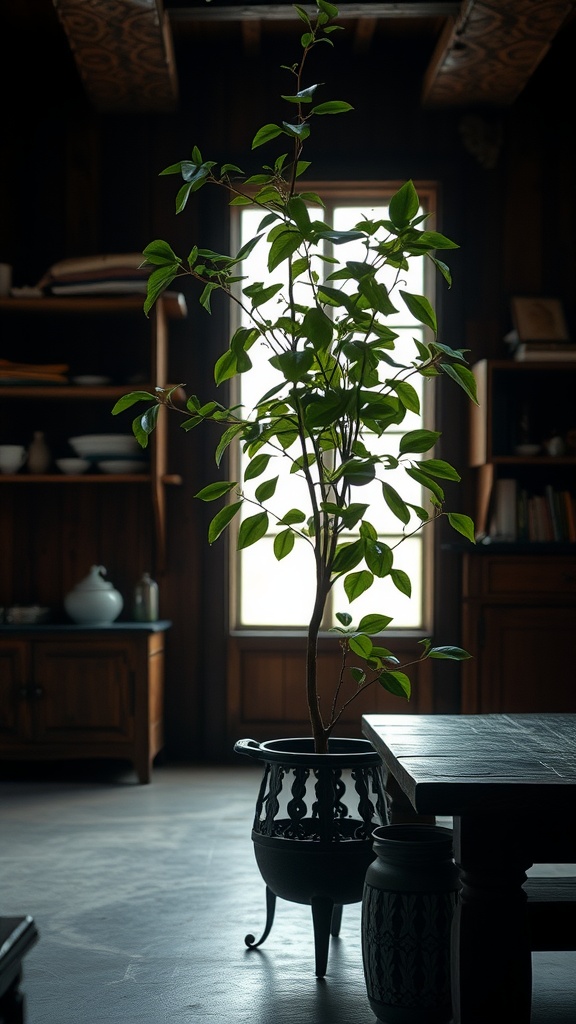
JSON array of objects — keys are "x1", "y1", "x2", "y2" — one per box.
[{"x1": 133, "y1": 573, "x2": 159, "y2": 622}]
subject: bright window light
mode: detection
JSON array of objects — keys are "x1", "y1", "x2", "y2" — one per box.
[{"x1": 232, "y1": 184, "x2": 436, "y2": 632}]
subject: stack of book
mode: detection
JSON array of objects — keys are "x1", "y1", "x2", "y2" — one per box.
[
  {"x1": 514, "y1": 341, "x2": 576, "y2": 361},
  {"x1": 36, "y1": 254, "x2": 152, "y2": 296}
]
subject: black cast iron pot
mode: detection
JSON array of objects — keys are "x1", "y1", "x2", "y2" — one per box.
[{"x1": 234, "y1": 735, "x2": 389, "y2": 976}]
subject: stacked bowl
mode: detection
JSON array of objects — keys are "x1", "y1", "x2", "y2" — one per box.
[{"x1": 68, "y1": 434, "x2": 147, "y2": 474}]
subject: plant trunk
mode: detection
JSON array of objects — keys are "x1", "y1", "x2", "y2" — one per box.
[{"x1": 307, "y1": 574, "x2": 332, "y2": 754}]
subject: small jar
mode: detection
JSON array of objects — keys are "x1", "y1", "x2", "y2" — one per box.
[
  {"x1": 27, "y1": 431, "x2": 51, "y2": 473},
  {"x1": 133, "y1": 573, "x2": 159, "y2": 622}
]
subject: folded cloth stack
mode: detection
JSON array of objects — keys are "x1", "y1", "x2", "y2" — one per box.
[
  {"x1": 0, "y1": 358, "x2": 69, "y2": 383},
  {"x1": 36, "y1": 253, "x2": 151, "y2": 296}
]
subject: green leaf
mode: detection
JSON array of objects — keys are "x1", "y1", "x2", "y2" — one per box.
[
  {"x1": 447, "y1": 512, "x2": 476, "y2": 543},
  {"x1": 142, "y1": 240, "x2": 180, "y2": 266},
  {"x1": 278, "y1": 509, "x2": 306, "y2": 525},
  {"x1": 238, "y1": 511, "x2": 269, "y2": 549},
  {"x1": 382, "y1": 483, "x2": 410, "y2": 524},
  {"x1": 112, "y1": 391, "x2": 155, "y2": 414},
  {"x1": 399, "y1": 429, "x2": 440, "y2": 455},
  {"x1": 391, "y1": 380, "x2": 420, "y2": 414},
  {"x1": 357, "y1": 613, "x2": 392, "y2": 634},
  {"x1": 215, "y1": 423, "x2": 244, "y2": 466},
  {"x1": 399, "y1": 290, "x2": 437, "y2": 332},
  {"x1": 268, "y1": 228, "x2": 303, "y2": 272},
  {"x1": 281, "y1": 85, "x2": 318, "y2": 104},
  {"x1": 310, "y1": 100, "x2": 353, "y2": 115},
  {"x1": 255, "y1": 476, "x2": 278, "y2": 502},
  {"x1": 418, "y1": 459, "x2": 460, "y2": 482},
  {"x1": 418, "y1": 230, "x2": 459, "y2": 251},
  {"x1": 378, "y1": 670, "x2": 411, "y2": 699},
  {"x1": 391, "y1": 568, "x2": 411, "y2": 597},
  {"x1": 252, "y1": 123, "x2": 283, "y2": 149},
  {"x1": 332, "y1": 538, "x2": 364, "y2": 574},
  {"x1": 195, "y1": 481, "x2": 237, "y2": 501},
  {"x1": 407, "y1": 467, "x2": 445, "y2": 503},
  {"x1": 388, "y1": 180, "x2": 419, "y2": 228},
  {"x1": 274, "y1": 529, "x2": 295, "y2": 559},
  {"x1": 335, "y1": 611, "x2": 352, "y2": 627},
  {"x1": 144, "y1": 265, "x2": 179, "y2": 315},
  {"x1": 344, "y1": 570, "x2": 373, "y2": 602},
  {"x1": 364, "y1": 539, "x2": 393, "y2": 578},
  {"x1": 428, "y1": 645, "x2": 472, "y2": 661},
  {"x1": 442, "y1": 361, "x2": 479, "y2": 404},
  {"x1": 244, "y1": 453, "x2": 272, "y2": 480},
  {"x1": 349, "y1": 632, "x2": 373, "y2": 658},
  {"x1": 214, "y1": 349, "x2": 238, "y2": 385},
  {"x1": 208, "y1": 500, "x2": 242, "y2": 544}
]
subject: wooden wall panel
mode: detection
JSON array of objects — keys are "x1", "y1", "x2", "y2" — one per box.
[{"x1": 229, "y1": 635, "x2": 436, "y2": 743}]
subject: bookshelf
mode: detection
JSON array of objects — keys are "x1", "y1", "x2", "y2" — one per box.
[
  {"x1": 461, "y1": 359, "x2": 576, "y2": 714},
  {"x1": 469, "y1": 359, "x2": 576, "y2": 544}
]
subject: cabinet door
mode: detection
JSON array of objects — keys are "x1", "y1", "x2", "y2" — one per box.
[
  {"x1": 31, "y1": 641, "x2": 134, "y2": 743},
  {"x1": 477, "y1": 606, "x2": 576, "y2": 712},
  {"x1": 0, "y1": 640, "x2": 32, "y2": 742}
]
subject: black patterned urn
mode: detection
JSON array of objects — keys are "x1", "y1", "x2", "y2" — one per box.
[{"x1": 362, "y1": 823, "x2": 460, "y2": 1024}]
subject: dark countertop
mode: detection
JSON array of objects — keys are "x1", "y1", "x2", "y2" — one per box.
[{"x1": 0, "y1": 620, "x2": 172, "y2": 634}]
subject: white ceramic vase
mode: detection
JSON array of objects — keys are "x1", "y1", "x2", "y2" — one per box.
[{"x1": 64, "y1": 565, "x2": 123, "y2": 625}]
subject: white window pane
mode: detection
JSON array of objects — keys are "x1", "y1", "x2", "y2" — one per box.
[
  {"x1": 238, "y1": 537, "x2": 314, "y2": 627},
  {"x1": 331, "y1": 537, "x2": 423, "y2": 630}
]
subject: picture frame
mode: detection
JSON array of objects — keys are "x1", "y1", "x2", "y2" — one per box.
[{"x1": 511, "y1": 296, "x2": 570, "y2": 343}]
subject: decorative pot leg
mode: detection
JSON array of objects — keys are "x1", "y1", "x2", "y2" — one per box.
[
  {"x1": 311, "y1": 895, "x2": 337, "y2": 978},
  {"x1": 362, "y1": 824, "x2": 459, "y2": 1024},
  {"x1": 244, "y1": 885, "x2": 277, "y2": 950},
  {"x1": 330, "y1": 903, "x2": 343, "y2": 936}
]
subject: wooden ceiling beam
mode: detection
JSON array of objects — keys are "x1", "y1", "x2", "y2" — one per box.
[{"x1": 166, "y1": 2, "x2": 461, "y2": 22}]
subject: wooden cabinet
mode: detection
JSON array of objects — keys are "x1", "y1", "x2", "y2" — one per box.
[
  {"x1": 0, "y1": 624, "x2": 169, "y2": 783},
  {"x1": 0, "y1": 294, "x2": 186, "y2": 779},
  {"x1": 461, "y1": 552, "x2": 576, "y2": 712},
  {"x1": 463, "y1": 359, "x2": 576, "y2": 713}
]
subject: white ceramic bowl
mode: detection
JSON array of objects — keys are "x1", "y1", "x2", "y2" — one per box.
[
  {"x1": 97, "y1": 459, "x2": 147, "y2": 475},
  {"x1": 5, "y1": 605, "x2": 50, "y2": 625},
  {"x1": 68, "y1": 434, "x2": 140, "y2": 457},
  {"x1": 56, "y1": 457, "x2": 91, "y2": 475}
]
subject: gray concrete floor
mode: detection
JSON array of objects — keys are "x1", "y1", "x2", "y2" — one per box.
[{"x1": 1, "y1": 759, "x2": 574, "y2": 1023}]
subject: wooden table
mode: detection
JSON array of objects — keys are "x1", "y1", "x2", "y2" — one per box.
[{"x1": 361, "y1": 713, "x2": 576, "y2": 1024}]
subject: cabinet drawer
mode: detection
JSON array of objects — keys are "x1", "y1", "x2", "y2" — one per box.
[{"x1": 480, "y1": 557, "x2": 576, "y2": 596}]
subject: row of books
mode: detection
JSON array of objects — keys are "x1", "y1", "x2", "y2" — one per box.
[{"x1": 489, "y1": 479, "x2": 576, "y2": 543}]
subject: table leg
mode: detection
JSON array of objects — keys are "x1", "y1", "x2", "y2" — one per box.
[
  {"x1": 384, "y1": 771, "x2": 436, "y2": 825},
  {"x1": 451, "y1": 813, "x2": 533, "y2": 1024}
]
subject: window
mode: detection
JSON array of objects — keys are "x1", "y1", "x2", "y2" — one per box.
[{"x1": 230, "y1": 182, "x2": 438, "y2": 633}]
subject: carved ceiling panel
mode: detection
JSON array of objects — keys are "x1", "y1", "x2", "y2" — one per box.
[
  {"x1": 46, "y1": 0, "x2": 575, "y2": 113},
  {"x1": 51, "y1": 0, "x2": 179, "y2": 113},
  {"x1": 422, "y1": 0, "x2": 575, "y2": 107}
]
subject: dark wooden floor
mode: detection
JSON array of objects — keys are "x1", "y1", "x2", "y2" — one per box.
[{"x1": 0, "y1": 759, "x2": 574, "y2": 1023}]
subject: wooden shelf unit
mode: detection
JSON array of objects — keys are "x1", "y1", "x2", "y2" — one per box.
[
  {"x1": 469, "y1": 359, "x2": 576, "y2": 542},
  {"x1": 0, "y1": 294, "x2": 187, "y2": 780}
]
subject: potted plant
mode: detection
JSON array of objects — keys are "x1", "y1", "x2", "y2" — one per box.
[{"x1": 113, "y1": 0, "x2": 476, "y2": 976}]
